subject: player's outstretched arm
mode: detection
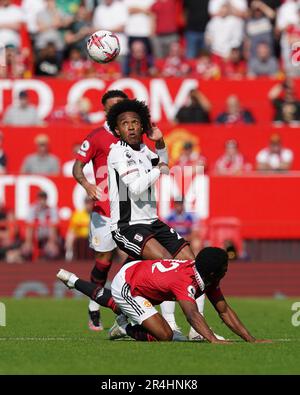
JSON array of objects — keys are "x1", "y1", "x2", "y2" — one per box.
[
  {"x1": 209, "y1": 296, "x2": 271, "y2": 343},
  {"x1": 72, "y1": 160, "x2": 100, "y2": 201},
  {"x1": 178, "y1": 300, "x2": 230, "y2": 344}
]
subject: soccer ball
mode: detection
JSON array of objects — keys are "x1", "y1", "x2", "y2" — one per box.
[{"x1": 86, "y1": 30, "x2": 120, "y2": 64}]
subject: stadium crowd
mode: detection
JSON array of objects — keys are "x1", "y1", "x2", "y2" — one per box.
[{"x1": 1, "y1": 0, "x2": 300, "y2": 79}]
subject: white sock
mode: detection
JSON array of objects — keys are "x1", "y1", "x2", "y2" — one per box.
[
  {"x1": 160, "y1": 301, "x2": 177, "y2": 329},
  {"x1": 196, "y1": 294, "x2": 205, "y2": 315},
  {"x1": 67, "y1": 274, "x2": 79, "y2": 288},
  {"x1": 89, "y1": 300, "x2": 100, "y2": 312}
]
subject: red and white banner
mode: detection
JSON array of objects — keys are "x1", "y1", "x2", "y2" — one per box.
[{"x1": 0, "y1": 77, "x2": 298, "y2": 124}]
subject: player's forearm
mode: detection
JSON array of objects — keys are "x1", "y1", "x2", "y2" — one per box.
[
  {"x1": 72, "y1": 161, "x2": 90, "y2": 189},
  {"x1": 187, "y1": 311, "x2": 219, "y2": 343},
  {"x1": 219, "y1": 307, "x2": 256, "y2": 342},
  {"x1": 129, "y1": 168, "x2": 161, "y2": 195}
]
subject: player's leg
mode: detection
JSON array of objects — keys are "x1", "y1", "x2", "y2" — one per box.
[
  {"x1": 88, "y1": 213, "x2": 117, "y2": 331},
  {"x1": 110, "y1": 272, "x2": 174, "y2": 341},
  {"x1": 57, "y1": 269, "x2": 121, "y2": 314}
]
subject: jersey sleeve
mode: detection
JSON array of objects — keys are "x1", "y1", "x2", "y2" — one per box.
[
  {"x1": 205, "y1": 284, "x2": 224, "y2": 304},
  {"x1": 76, "y1": 136, "x2": 96, "y2": 164},
  {"x1": 109, "y1": 146, "x2": 161, "y2": 196},
  {"x1": 171, "y1": 278, "x2": 197, "y2": 304}
]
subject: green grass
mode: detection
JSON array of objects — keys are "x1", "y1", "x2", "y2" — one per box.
[{"x1": 0, "y1": 297, "x2": 300, "y2": 375}]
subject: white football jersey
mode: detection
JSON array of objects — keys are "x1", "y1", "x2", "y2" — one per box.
[{"x1": 108, "y1": 141, "x2": 161, "y2": 231}]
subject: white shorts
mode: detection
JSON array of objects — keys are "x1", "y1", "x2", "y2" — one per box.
[
  {"x1": 111, "y1": 262, "x2": 158, "y2": 325},
  {"x1": 89, "y1": 212, "x2": 117, "y2": 252}
]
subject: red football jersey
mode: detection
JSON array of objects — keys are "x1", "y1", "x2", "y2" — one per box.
[
  {"x1": 124, "y1": 259, "x2": 224, "y2": 306},
  {"x1": 76, "y1": 123, "x2": 118, "y2": 217}
]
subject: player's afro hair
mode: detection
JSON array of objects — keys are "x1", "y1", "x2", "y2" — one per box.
[
  {"x1": 195, "y1": 247, "x2": 228, "y2": 285},
  {"x1": 101, "y1": 90, "x2": 128, "y2": 106},
  {"x1": 107, "y1": 99, "x2": 151, "y2": 137}
]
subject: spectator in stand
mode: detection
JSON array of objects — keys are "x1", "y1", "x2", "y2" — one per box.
[
  {"x1": 214, "y1": 139, "x2": 247, "y2": 175},
  {"x1": 93, "y1": 0, "x2": 128, "y2": 63},
  {"x1": 221, "y1": 47, "x2": 247, "y2": 78},
  {"x1": 174, "y1": 141, "x2": 208, "y2": 173},
  {"x1": 124, "y1": 0, "x2": 154, "y2": 56},
  {"x1": 151, "y1": 0, "x2": 178, "y2": 58},
  {"x1": 2, "y1": 90, "x2": 42, "y2": 126},
  {"x1": 175, "y1": 88, "x2": 211, "y2": 124},
  {"x1": 248, "y1": 41, "x2": 279, "y2": 77},
  {"x1": 276, "y1": 0, "x2": 300, "y2": 77},
  {"x1": 209, "y1": 0, "x2": 248, "y2": 18},
  {"x1": 35, "y1": 41, "x2": 62, "y2": 77},
  {"x1": 158, "y1": 41, "x2": 191, "y2": 77},
  {"x1": 0, "y1": 0, "x2": 23, "y2": 48},
  {"x1": 35, "y1": 0, "x2": 70, "y2": 56},
  {"x1": 282, "y1": 5, "x2": 300, "y2": 77},
  {"x1": 21, "y1": 190, "x2": 61, "y2": 260},
  {"x1": 0, "y1": 202, "x2": 22, "y2": 263},
  {"x1": 268, "y1": 78, "x2": 300, "y2": 126},
  {"x1": 61, "y1": 47, "x2": 91, "y2": 79},
  {"x1": 245, "y1": 0, "x2": 275, "y2": 60},
  {"x1": 20, "y1": 134, "x2": 60, "y2": 175},
  {"x1": 21, "y1": 0, "x2": 46, "y2": 37},
  {"x1": 215, "y1": 94, "x2": 255, "y2": 125},
  {"x1": 205, "y1": 2, "x2": 245, "y2": 63},
  {"x1": 124, "y1": 40, "x2": 155, "y2": 77},
  {"x1": 183, "y1": 0, "x2": 210, "y2": 58},
  {"x1": 65, "y1": 97, "x2": 93, "y2": 124},
  {"x1": 65, "y1": 196, "x2": 94, "y2": 261},
  {"x1": 256, "y1": 133, "x2": 294, "y2": 171},
  {"x1": 0, "y1": 131, "x2": 7, "y2": 174},
  {"x1": 0, "y1": 44, "x2": 29, "y2": 79},
  {"x1": 64, "y1": 3, "x2": 93, "y2": 54},
  {"x1": 192, "y1": 49, "x2": 221, "y2": 80},
  {"x1": 165, "y1": 198, "x2": 201, "y2": 254}
]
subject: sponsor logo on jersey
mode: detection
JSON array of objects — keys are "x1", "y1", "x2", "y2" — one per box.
[
  {"x1": 134, "y1": 233, "x2": 143, "y2": 243},
  {"x1": 143, "y1": 300, "x2": 153, "y2": 308}
]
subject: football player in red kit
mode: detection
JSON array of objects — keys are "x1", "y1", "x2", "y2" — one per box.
[
  {"x1": 57, "y1": 247, "x2": 270, "y2": 343},
  {"x1": 73, "y1": 90, "x2": 128, "y2": 330}
]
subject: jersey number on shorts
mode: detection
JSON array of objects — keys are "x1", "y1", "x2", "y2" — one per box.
[{"x1": 151, "y1": 261, "x2": 180, "y2": 273}]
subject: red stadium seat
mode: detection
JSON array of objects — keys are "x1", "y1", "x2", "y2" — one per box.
[{"x1": 208, "y1": 217, "x2": 243, "y2": 256}]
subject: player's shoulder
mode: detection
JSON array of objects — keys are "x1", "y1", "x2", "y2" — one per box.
[
  {"x1": 108, "y1": 141, "x2": 133, "y2": 160},
  {"x1": 85, "y1": 126, "x2": 113, "y2": 141}
]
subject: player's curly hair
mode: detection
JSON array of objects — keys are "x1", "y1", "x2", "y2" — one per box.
[{"x1": 107, "y1": 99, "x2": 151, "y2": 137}]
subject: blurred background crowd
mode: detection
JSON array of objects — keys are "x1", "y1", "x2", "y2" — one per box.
[{"x1": 1, "y1": 0, "x2": 300, "y2": 79}]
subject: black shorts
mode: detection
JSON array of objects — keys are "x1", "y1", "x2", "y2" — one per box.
[{"x1": 112, "y1": 219, "x2": 189, "y2": 260}]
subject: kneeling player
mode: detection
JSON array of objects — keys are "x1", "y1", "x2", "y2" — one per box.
[{"x1": 57, "y1": 247, "x2": 269, "y2": 343}]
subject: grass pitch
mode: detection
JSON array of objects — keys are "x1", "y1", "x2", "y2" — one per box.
[{"x1": 0, "y1": 297, "x2": 300, "y2": 375}]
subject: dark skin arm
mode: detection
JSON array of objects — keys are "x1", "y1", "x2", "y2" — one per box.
[
  {"x1": 208, "y1": 293, "x2": 271, "y2": 343},
  {"x1": 72, "y1": 160, "x2": 100, "y2": 201},
  {"x1": 178, "y1": 299, "x2": 230, "y2": 343}
]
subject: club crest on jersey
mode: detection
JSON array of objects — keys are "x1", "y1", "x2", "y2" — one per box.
[
  {"x1": 80, "y1": 140, "x2": 90, "y2": 152},
  {"x1": 143, "y1": 300, "x2": 153, "y2": 308},
  {"x1": 92, "y1": 236, "x2": 100, "y2": 246},
  {"x1": 124, "y1": 150, "x2": 132, "y2": 159},
  {"x1": 134, "y1": 233, "x2": 143, "y2": 243},
  {"x1": 187, "y1": 285, "x2": 196, "y2": 299}
]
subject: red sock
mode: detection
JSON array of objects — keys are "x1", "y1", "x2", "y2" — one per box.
[
  {"x1": 126, "y1": 324, "x2": 157, "y2": 342},
  {"x1": 90, "y1": 259, "x2": 111, "y2": 287}
]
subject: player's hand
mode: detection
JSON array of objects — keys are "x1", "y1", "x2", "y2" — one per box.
[
  {"x1": 210, "y1": 339, "x2": 232, "y2": 344},
  {"x1": 147, "y1": 124, "x2": 163, "y2": 142},
  {"x1": 252, "y1": 339, "x2": 273, "y2": 344},
  {"x1": 158, "y1": 162, "x2": 169, "y2": 175},
  {"x1": 84, "y1": 183, "x2": 101, "y2": 201}
]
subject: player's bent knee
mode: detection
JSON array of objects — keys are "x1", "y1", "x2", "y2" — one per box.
[{"x1": 159, "y1": 328, "x2": 173, "y2": 341}]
